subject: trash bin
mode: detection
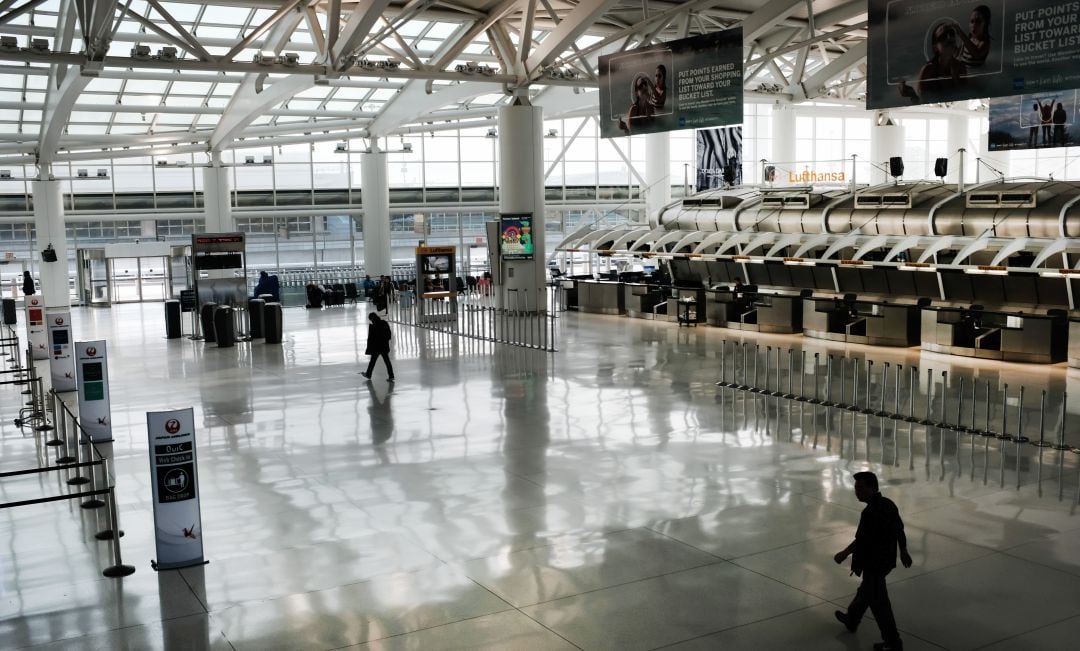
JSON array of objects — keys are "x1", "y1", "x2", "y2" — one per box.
[
  {"x1": 248, "y1": 298, "x2": 266, "y2": 338},
  {"x1": 214, "y1": 305, "x2": 235, "y2": 348},
  {"x1": 263, "y1": 302, "x2": 283, "y2": 344},
  {"x1": 199, "y1": 302, "x2": 217, "y2": 342},
  {"x1": 165, "y1": 299, "x2": 182, "y2": 339},
  {"x1": 2, "y1": 298, "x2": 16, "y2": 325}
]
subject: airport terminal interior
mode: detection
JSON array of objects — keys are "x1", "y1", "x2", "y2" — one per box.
[{"x1": 2, "y1": 1, "x2": 1080, "y2": 650}]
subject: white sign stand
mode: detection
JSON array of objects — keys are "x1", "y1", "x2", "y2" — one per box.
[
  {"x1": 75, "y1": 340, "x2": 113, "y2": 442},
  {"x1": 24, "y1": 295, "x2": 47, "y2": 360},
  {"x1": 147, "y1": 408, "x2": 205, "y2": 570},
  {"x1": 46, "y1": 309, "x2": 76, "y2": 392}
]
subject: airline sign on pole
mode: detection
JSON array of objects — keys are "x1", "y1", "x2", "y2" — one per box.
[
  {"x1": 46, "y1": 309, "x2": 76, "y2": 392},
  {"x1": 75, "y1": 340, "x2": 113, "y2": 442},
  {"x1": 147, "y1": 408, "x2": 205, "y2": 570},
  {"x1": 24, "y1": 295, "x2": 47, "y2": 360}
]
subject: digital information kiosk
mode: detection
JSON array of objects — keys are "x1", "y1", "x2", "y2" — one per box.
[
  {"x1": 75, "y1": 340, "x2": 113, "y2": 442},
  {"x1": 416, "y1": 245, "x2": 457, "y2": 324},
  {"x1": 46, "y1": 309, "x2": 76, "y2": 392},
  {"x1": 147, "y1": 407, "x2": 205, "y2": 570},
  {"x1": 24, "y1": 295, "x2": 46, "y2": 359}
]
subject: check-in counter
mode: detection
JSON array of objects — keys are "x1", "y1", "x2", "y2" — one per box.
[
  {"x1": 804, "y1": 296, "x2": 922, "y2": 346},
  {"x1": 922, "y1": 306, "x2": 1067, "y2": 363},
  {"x1": 576, "y1": 280, "x2": 625, "y2": 315},
  {"x1": 624, "y1": 283, "x2": 667, "y2": 319},
  {"x1": 708, "y1": 287, "x2": 802, "y2": 333}
]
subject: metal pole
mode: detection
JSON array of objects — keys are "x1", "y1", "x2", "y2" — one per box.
[
  {"x1": 1016, "y1": 386, "x2": 1026, "y2": 490},
  {"x1": 1000, "y1": 384, "x2": 1008, "y2": 488}
]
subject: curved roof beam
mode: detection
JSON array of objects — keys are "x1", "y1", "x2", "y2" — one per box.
[
  {"x1": 715, "y1": 231, "x2": 755, "y2": 256},
  {"x1": 37, "y1": 0, "x2": 86, "y2": 168},
  {"x1": 884, "y1": 235, "x2": 923, "y2": 262},
  {"x1": 918, "y1": 235, "x2": 955, "y2": 263},
  {"x1": 650, "y1": 230, "x2": 689, "y2": 252},
  {"x1": 628, "y1": 228, "x2": 669, "y2": 252},
  {"x1": 209, "y1": 7, "x2": 308, "y2": 151},
  {"x1": 989, "y1": 237, "x2": 1031, "y2": 267},
  {"x1": 694, "y1": 231, "x2": 737, "y2": 254},
  {"x1": 609, "y1": 228, "x2": 652, "y2": 251},
  {"x1": 952, "y1": 233, "x2": 993, "y2": 266},
  {"x1": 526, "y1": 0, "x2": 619, "y2": 72},
  {"x1": 821, "y1": 231, "x2": 862, "y2": 260},
  {"x1": 743, "y1": 231, "x2": 779, "y2": 255},
  {"x1": 672, "y1": 232, "x2": 706, "y2": 253},
  {"x1": 766, "y1": 232, "x2": 809, "y2": 257},
  {"x1": 852, "y1": 234, "x2": 890, "y2": 261},
  {"x1": 1031, "y1": 238, "x2": 1075, "y2": 268},
  {"x1": 792, "y1": 232, "x2": 833, "y2": 258}
]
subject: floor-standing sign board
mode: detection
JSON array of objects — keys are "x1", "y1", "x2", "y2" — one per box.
[
  {"x1": 75, "y1": 340, "x2": 113, "y2": 442},
  {"x1": 24, "y1": 295, "x2": 46, "y2": 359},
  {"x1": 46, "y1": 309, "x2": 76, "y2": 392},
  {"x1": 147, "y1": 408, "x2": 205, "y2": 570}
]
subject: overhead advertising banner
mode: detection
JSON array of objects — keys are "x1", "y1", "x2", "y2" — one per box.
[
  {"x1": 988, "y1": 89, "x2": 1078, "y2": 150},
  {"x1": 75, "y1": 340, "x2": 113, "y2": 443},
  {"x1": 147, "y1": 408, "x2": 205, "y2": 570},
  {"x1": 24, "y1": 295, "x2": 46, "y2": 360},
  {"x1": 598, "y1": 27, "x2": 743, "y2": 138},
  {"x1": 868, "y1": 0, "x2": 1080, "y2": 108},
  {"x1": 696, "y1": 127, "x2": 743, "y2": 190},
  {"x1": 46, "y1": 309, "x2": 76, "y2": 392}
]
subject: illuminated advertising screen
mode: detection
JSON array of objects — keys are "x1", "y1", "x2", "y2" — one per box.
[{"x1": 500, "y1": 214, "x2": 534, "y2": 260}]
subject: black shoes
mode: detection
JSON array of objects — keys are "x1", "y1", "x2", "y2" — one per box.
[
  {"x1": 388, "y1": 377, "x2": 395, "y2": 382},
  {"x1": 834, "y1": 610, "x2": 857, "y2": 633},
  {"x1": 873, "y1": 643, "x2": 903, "y2": 651},
  {"x1": 360, "y1": 372, "x2": 371, "y2": 379}
]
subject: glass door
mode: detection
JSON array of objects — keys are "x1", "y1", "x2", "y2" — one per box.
[
  {"x1": 108, "y1": 257, "x2": 140, "y2": 302},
  {"x1": 76, "y1": 248, "x2": 110, "y2": 306},
  {"x1": 138, "y1": 257, "x2": 169, "y2": 301}
]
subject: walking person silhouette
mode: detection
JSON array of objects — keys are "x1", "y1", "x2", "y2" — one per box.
[{"x1": 834, "y1": 471, "x2": 913, "y2": 651}]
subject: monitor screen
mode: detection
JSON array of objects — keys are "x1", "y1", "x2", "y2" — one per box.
[
  {"x1": 500, "y1": 214, "x2": 534, "y2": 260},
  {"x1": 421, "y1": 254, "x2": 451, "y2": 273},
  {"x1": 51, "y1": 329, "x2": 69, "y2": 345}
]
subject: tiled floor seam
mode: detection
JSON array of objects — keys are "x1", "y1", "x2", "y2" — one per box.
[{"x1": 969, "y1": 611, "x2": 1080, "y2": 650}]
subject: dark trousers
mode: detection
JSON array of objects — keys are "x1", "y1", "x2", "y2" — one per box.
[
  {"x1": 365, "y1": 351, "x2": 394, "y2": 378},
  {"x1": 847, "y1": 571, "x2": 899, "y2": 643}
]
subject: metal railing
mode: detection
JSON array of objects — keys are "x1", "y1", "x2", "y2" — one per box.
[
  {"x1": 2, "y1": 356, "x2": 135, "y2": 578},
  {"x1": 715, "y1": 340, "x2": 1080, "y2": 502},
  {"x1": 385, "y1": 287, "x2": 558, "y2": 352}
]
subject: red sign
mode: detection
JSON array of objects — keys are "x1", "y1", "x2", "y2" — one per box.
[
  {"x1": 86, "y1": 347, "x2": 97, "y2": 357},
  {"x1": 53, "y1": 317, "x2": 64, "y2": 326},
  {"x1": 165, "y1": 419, "x2": 181, "y2": 434}
]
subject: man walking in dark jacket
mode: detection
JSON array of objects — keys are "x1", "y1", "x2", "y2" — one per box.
[
  {"x1": 834, "y1": 471, "x2": 913, "y2": 651},
  {"x1": 360, "y1": 312, "x2": 394, "y2": 381}
]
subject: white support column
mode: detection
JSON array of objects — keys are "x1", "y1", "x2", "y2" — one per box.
[
  {"x1": 360, "y1": 144, "x2": 391, "y2": 277},
  {"x1": 947, "y1": 114, "x2": 969, "y2": 184},
  {"x1": 31, "y1": 177, "x2": 69, "y2": 310},
  {"x1": 498, "y1": 100, "x2": 545, "y2": 311},
  {"x1": 202, "y1": 158, "x2": 233, "y2": 233},
  {"x1": 645, "y1": 131, "x2": 671, "y2": 222},
  {"x1": 870, "y1": 111, "x2": 905, "y2": 184},
  {"x1": 771, "y1": 101, "x2": 796, "y2": 172}
]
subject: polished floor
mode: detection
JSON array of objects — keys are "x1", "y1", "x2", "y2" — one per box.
[{"x1": 2, "y1": 302, "x2": 1079, "y2": 650}]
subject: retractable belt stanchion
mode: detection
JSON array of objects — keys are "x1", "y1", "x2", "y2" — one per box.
[{"x1": 1016, "y1": 387, "x2": 1028, "y2": 489}]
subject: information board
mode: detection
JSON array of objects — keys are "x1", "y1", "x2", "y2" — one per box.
[
  {"x1": 46, "y1": 309, "x2": 75, "y2": 392},
  {"x1": 75, "y1": 340, "x2": 112, "y2": 442},
  {"x1": 147, "y1": 408, "x2": 205, "y2": 570}
]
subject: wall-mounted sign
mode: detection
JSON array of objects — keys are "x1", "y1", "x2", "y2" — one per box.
[
  {"x1": 147, "y1": 408, "x2": 205, "y2": 570},
  {"x1": 75, "y1": 340, "x2": 112, "y2": 442},
  {"x1": 598, "y1": 27, "x2": 743, "y2": 138},
  {"x1": 868, "y1": 0, "x2": 1080, "y2": 108},
  {"x1": 46, "y1": 309, "x2": 75, "y2": 392},
  {"x1": 24, "y1": 295, "x2": 46, "y2": 360}
]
